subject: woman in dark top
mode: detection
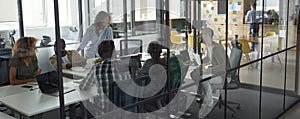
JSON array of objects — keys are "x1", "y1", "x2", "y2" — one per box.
[{"x1": 9, "y1": 37, "x2": 41, "y2": 85}]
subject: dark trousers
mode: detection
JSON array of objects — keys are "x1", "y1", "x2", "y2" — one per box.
[{"x1": 250, "y1": 23, "x2": 259, "y2": 50}]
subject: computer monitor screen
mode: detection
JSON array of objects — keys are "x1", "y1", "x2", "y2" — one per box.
[
  {"x1": 179, "y1": 50, "x2": 191, "y2": 62},
  {"x1": 120, "y1": 39, "x2": 142, "y2": 56}
]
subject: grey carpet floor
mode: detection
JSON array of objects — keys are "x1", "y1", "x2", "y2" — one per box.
[{"x1": 186, "y1": 88, "x2": 298, "y2": 119}]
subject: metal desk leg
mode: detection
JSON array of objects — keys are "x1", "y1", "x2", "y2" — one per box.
[
  {"x1": 80, "y1": 102, "x2": 87, "y2": 119},
  {"x1": 69, "y1": 104, "x2": 76, "y2": 119}
]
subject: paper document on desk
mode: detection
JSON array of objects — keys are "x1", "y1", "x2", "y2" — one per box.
[
  {"x1": 193, "y1": 53, "x2": 201, "y2": 66},
  {"x1": 71, "y1": 67, "x2": 86, "y2": 72}
]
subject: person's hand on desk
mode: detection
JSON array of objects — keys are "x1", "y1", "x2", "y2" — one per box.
[
  {"x1": 76, "y1": 48, "x2": 81, "y2": 52},
  {"x1": 34, "y1": 68, "x2": 42, "y2": 77},
  {"x1": 33, "y1": 68, "x2": 42, "y2": 77},
  {"x1": 66, "y1": 63, "x2": 72, "y2": 69}
]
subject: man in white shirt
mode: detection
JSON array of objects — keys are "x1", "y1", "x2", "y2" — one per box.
[
  {"x1": 190, "y1": 27, "x2": 230, "y2": 118},
  {"x1": 49, "y1": 39, "x2": 86, "y2": 69}
]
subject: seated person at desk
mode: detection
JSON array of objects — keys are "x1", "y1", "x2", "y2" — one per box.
[
  {"x1": 9, "y1": 37, "x2": 42, "y2": 85},
  {"x1": 49, "y1": 39, "x2": 86, "y2": 69},
  {"x1": 191, "y1": 27, "x2": 229, "y2": 79},
  {"x1": 135, "y1": 41, "x2": 167, "y2": 78},
  {"x1": 79, "y1": 40, "x2": 130, "y2": 115},
  {"x1": 190, "y1": 27, "x2": 230, "y2": 118}
]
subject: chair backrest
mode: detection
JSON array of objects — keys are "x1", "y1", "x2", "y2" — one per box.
[
  {"x1": 120, "y1": 39, "x2": 143, "y2": 56},
  {"x1": 170, "y1": 30, "x2": 182, "y2": 43},
  {"x1": 231, "y1": 40, "x2": 242, "y2": 50},
  {"x1": 237, "y1": 39, "x2": 251, "y2": 54},
  {"x1": 155, "y1": 54, "x2": 187, "y2": 107},
  {"x1": 227, "y1": 47, "x2": 242, "y2": 89},
  {"x1": 170, "y1": 54, "x2": 185, "y2": 89},
  {"x1": 109, "y1": 81, "x2": 137, "y2": 110},
  {"x1": 263, "y1": 32, "x2": 280, "y2": 51},
  {"x1": 265, "y1": 31, "x2": 276, "y2": 37}
]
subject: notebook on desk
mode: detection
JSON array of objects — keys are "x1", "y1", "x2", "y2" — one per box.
[{"x1": 36, "y1": 71, "x2": 75, "y2": 96}]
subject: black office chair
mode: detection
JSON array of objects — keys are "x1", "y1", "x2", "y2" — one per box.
[
  {"x1": 9, "y1": 30, "x2": 16, "y2": 48},
  {"x1": 119, "y1": 39, "x2": 142, "y2": 56},
  {"x1": 82, "y1": 81, "x2": 130, "y2": 118},
  {"x1": 218, "y1": 40, "x2": 243, "y2": 117}
]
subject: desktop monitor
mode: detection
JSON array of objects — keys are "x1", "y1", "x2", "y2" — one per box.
[
  {"x1": 119, "y1": 39, "x2": 143, "y2": 56},
  {"x1": 179, "y1": 50, "x2": 191, "y2": 62}
]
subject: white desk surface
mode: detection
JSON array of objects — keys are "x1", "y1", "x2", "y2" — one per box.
[
  {"x1": 63, "y1": 52, "x2": 152, "y2": 78},
  {"x1": 0, "y1": 112, "x2": 15, "y2": 119},
  {"x1": 0, "y1": 78, "x2": 73, "y2": 98},
  {"x1": 0, "y1": 84, "x2": 37, "y2": 98},
  {"x1": 0, "y1": 62, "x2": 216, "y2": 118},
  {"x1": 0, "y1": 82, "x2": 97, "y2": 117}
]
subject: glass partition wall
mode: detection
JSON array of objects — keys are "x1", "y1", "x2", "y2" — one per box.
[{"x1": 5, "y1": 0, "x2": 300, "y2": 119}]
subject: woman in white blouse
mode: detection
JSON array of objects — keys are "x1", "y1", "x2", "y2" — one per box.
[{"x1": 77, "y1": 11, "x2": 113, "y2": 58}]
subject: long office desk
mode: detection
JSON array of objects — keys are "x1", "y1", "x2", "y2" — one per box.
[
  {"x1": 0, "y1": 112, "x2": 15, "y2": 119},
  {"x1": 0, "y1": 78, "x2": 97, "y2": 119},
  {"x1": 62, "y1": 60, "x2": 221, "y2": 118},
  {"x1": 62, "y1": 52, "x2": 152, "y2": 79},
  {"x1": 0, "y1": 84, "x2": 38, "y2": 98},
  {"x1": 0, "y1": 52, "x2": 217, "y2": 119}
]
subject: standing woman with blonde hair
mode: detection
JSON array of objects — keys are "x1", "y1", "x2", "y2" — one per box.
[
  {"x1": 9, "y1": 37, "x2": 41, "y2": 85},
  {"x1": 77, "y1": 11, "x2": 113, "y2": 58}
]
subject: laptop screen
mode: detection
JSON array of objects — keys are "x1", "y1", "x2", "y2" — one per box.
[
  {"x1": 36, "y1": 71, "x2": 58, "y2": 93},
  {"x1": 119, "y1": 39, "x2": 143, "y2": 56},
  {"x1": 179, "y1": 50, "x2": 191, "y2": 62}
]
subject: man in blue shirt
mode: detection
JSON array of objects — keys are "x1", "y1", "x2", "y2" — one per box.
[{"x1": 245, "y1": 3, "x2": 259, "y2": 51}]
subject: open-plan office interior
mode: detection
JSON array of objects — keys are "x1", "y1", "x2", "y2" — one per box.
[{"x1": 0, "y1": 0, "x2": 300, "y2": 119}]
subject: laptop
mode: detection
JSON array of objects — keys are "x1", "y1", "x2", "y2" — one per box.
[
  {"x1": 36, "y1": 71, "x2": 75, "y2": 96},
  {"x1": 179, "y1": 50, "x2": 190, "y2": 62},
  {"x1": 120, "y1": 54, "x2": 142, "y2": 79}
]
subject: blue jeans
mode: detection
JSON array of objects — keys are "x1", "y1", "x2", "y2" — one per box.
[{"x1": 250, "y1": 23, "x2": 259, "y2": 50}]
